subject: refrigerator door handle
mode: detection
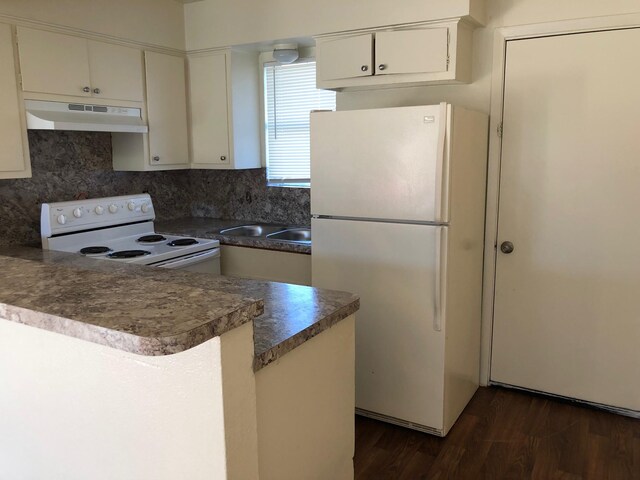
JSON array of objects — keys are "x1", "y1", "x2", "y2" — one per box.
[
  {"x1": 434, "y1": 102, "x2": 449, "y2": 223},
  {"x1": 434, "y1": 226, "x2": 448, "y2": 332}
]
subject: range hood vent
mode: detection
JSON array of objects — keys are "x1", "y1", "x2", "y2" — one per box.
[{"x1": 25, "y1": 100, "x2": 148, "y2": 133}]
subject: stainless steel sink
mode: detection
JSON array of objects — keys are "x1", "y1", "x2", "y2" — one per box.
[
  {"x1": 214, "y1": 224, "x2": 311, "y2": 245},
  {"x1": 266, "y1": 228, "x2": 312, "y2": 244},
  {"x1": 218, "y1": 225, "x2": 284, "y2": 237}
]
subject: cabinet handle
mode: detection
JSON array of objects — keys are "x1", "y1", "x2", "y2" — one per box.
[
  {"x1": 152, "y1": 156, "x2": 160, "y2": 162},
  {"x1": 93, "y1": 88, "x2": 101, "y2": 94},
  {"x1": 82, "y1": 86, "x2": 91, "y2": 92},
  {"x1": 361, "y1": 65, "x2": 369, "y2": 72},
  {"x1": 220, "y1": 155, "x2": 227, "y2": 161},
  {"x1": 378, "y1": 64, "x2": 387, "y2": 71}
]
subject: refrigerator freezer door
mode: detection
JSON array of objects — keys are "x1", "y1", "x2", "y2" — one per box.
[
  {"x1": 311, "y1": 104, "x2": 448, "y2": 223},
  {"x1": 312, "y1": 218, "x2": 446, "y2": 430}
]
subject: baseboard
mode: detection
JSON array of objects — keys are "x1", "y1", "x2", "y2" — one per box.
[
  {"x1": 490, "y1": 382, "x2": 640, "y2": 419},
  {"x1": 355, "y1": 408, "x2": 444, "y2": 436}
]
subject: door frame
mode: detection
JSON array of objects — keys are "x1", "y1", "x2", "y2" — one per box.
[{"x1": 480, "y1": 13, "x2": 640, "y2": 386}]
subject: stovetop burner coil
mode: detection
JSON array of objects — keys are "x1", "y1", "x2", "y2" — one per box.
[
  {"x1": 108, "y1": 250, "x2": 152, "y2": 259},
  {"x1": 167, "y1": 238, "x2": 199, "y2": 247},
  {"x1": 137, "y1": 234, "x2": 167, "y2": 243},
  {"x1": 80, "y1": 246, "x2": 112, "y2": 255}
]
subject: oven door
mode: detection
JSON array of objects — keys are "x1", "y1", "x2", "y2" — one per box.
[{"x1": 152, "y1": 248, "x2": 221, "y2": 274}]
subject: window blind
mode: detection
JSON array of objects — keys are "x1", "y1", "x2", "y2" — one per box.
[{"x1": 264, "y1": 61, "x2": 336, "y2": 184}]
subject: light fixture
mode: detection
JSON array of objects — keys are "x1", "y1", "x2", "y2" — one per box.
[{"x1": 272, "y1": 43, "x2": 299, "y2": 64}]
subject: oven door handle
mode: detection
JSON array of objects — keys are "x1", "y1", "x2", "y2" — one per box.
[{"x1": 152, "y1": 248, "x2": 220, "y2": 269}]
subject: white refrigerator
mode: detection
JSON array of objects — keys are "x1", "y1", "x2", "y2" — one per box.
[{"x1": 311, "y1": 104, "x2": 488, "y2": 436}]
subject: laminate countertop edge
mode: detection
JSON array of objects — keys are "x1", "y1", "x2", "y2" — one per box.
[
  {"x1": 253, "y1": 299, "x2": 360, "y2": 370},
  {"x1": 0, "y1": 253, "x2": 265, "y2": 356},
  {"x1": 0, "y1": 300, "x2": 263, "y2": 356},
  {"x1": 0, "y1": 248, "x2": 359, "y2": 370}
]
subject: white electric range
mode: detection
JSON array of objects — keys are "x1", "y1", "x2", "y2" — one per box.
[{"x1": 40, "y1": 194, "x2": 220, "y2": 274}]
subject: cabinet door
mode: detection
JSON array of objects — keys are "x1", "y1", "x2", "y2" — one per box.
[
  {"x1": 316, "y1": 34, "x2": 373, "y2": 82},
  {"x1": 375, "y1": 28, "x2": 448, "y2": 75},
  {"x1": 144, "y1": 51, "x2": 189, "y2": 166},
  {"x1": 0, "y1": 24, "x2": 29, "y2": 177},
  {"x1": 17, "y1": 27, "x2": 91, "y2": 97},
  {"x1": 88, "y1": 41, "x2": 144, "y2": 102},
  {"x1": 188, "y1": 53, "x2": 230, "y2": 165}
]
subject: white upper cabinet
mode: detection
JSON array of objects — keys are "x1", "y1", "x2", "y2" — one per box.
[
  {"x1": 17, "y1": 27, "x2": 144, "y2": 102},
  {"x1": 145, "y1": 51, "x2": 189, "y2": 167},
  {"x1": 18, "y1": 27, "x2": 92, "y2": 98},
  {"x1": 316, "y1": 34, "x2": 373, "y2": 81},
  {"x1": 315, "y1": 19, "x2": 475, "y2": 90},
  {"x1": 189, "y1": 52, "x2": 230, "y2": 167},
  {"x1": 375, "y1": 28, "x2": 448, "y2": 76},
  {"x1": 0, "y1": 23, "x2": 30, "y2": 179},
  {"x1": 87, "y1": 41, "x2": 144, "y2": 102},
  {"x1": 112, "y1": 51, "x2": 189, "y2": 171},
  {"x1": 188, "y1": 49, "x2": 260, "y2": 170}
]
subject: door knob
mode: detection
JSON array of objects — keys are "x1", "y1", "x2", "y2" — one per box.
[{"x1": 500, "y1": 241, "x2": 514, "y2": 254}]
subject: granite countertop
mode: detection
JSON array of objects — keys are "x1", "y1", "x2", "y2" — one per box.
[
  {"x1": 0, "y1": 247, "x2": 359, "y2": 370},
  {"x1": 155, "y1": 217, "x2": 311, "y2": 254}
]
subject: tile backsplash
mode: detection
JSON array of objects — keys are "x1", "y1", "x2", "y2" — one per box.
[
  {"x1": 188, "y1": 168, "x2": 310, "y2": 227},
  {"x1": 0, "y1": 131, "x2": 310, "y2": 246}
]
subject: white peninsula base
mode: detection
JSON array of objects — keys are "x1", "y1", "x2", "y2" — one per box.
[{"x1": 0, "y1": 314, "x2": 355, "y2": 480}]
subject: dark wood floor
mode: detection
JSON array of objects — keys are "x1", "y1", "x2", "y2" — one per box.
[{"x1": 354, "y1": 387, "x2": 640, "y2": 480}]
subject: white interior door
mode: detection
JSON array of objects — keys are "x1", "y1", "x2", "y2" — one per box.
[
  {"x1": 312, "y1": 218, "x2": 445, "y2": 429},
  {"x1": 311, "y1": 104, "x2": 447, "y2": 222},
  {"x1": 491, "y1": 28, "x2": 640, "y2": 411}
]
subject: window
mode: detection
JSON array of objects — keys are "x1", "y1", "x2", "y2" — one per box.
[{"x1": 263, "y1": 60, "x2": 336, "y2": 186}]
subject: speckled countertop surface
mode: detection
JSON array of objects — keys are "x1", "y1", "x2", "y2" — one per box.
[
  {"x1": 155, "y1": 218, "x2": 311, "y2": 254},
  {"x1": 0, "y1": 254, "x2": 263, "y2": 356},
  {"x1": 0, "y1": 248, "x2": 358, "y2": 370}
]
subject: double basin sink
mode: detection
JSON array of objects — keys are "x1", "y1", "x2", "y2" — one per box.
[{"x1": 217, "y1": 225, "x2": 311, "y2": 245}]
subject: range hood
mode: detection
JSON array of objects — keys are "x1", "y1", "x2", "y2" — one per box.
[{"x1": 25, "y1": 100, "x2": 148, "y2": 133}]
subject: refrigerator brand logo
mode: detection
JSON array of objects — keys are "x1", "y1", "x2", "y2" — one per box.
[{"x1": 423, "y1": 116, "x2": 435, "y2": 123}]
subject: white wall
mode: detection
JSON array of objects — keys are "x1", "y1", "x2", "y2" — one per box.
[
  {"x1": 0, "y1": 0, "x2": 185, "y2": 49},
  {"x1": 185, "y1": 0, "x2": 485, "y2": 50}
]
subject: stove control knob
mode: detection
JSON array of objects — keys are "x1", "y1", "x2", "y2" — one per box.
[
  {"x1": 94, "y1": 205, "x2": 104, "y2": 215},
  {"x1": 141, "y1": 203, "x2": 150, "y2": 213},
  {"x1": 108, "y1": 204, "x2": 118, "y2": 214},
  {"x1": 73, "y1": 208, "x2": 83, "y2": 218},
  {"x1": 127, "y1": 202, "x2": 136, "y2": 211},
  {"x1": 57, "y1": 214, "x2": 67, "y2": 225}
]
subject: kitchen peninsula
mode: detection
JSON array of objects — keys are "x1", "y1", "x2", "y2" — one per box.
[{"x1": 0, "y1": 248, "x2": 359, "y2": 480}]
